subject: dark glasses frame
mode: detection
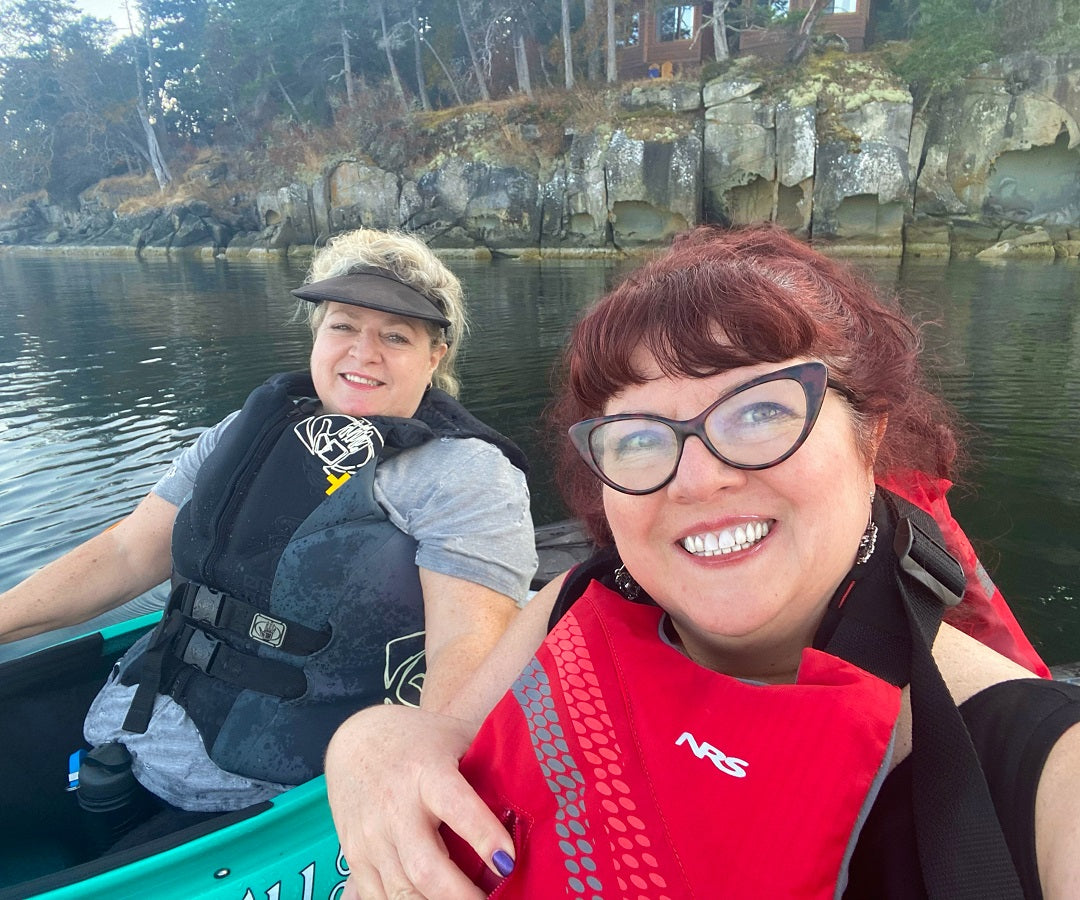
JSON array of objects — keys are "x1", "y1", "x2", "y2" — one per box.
[{"x1": 568, "y1": 361, "x2": 837, "y2": 495}]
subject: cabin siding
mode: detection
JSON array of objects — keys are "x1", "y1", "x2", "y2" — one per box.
[
  {"x1": 614, "y1": 1, "x2": 872, "y2": 79},
  {"x1": 617, "y1": 4, "x2": 715, "y2": 80}
]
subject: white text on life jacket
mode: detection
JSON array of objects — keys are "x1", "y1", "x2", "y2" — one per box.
[{"x1": 675, "y1": 732, "x2": 749, "y2": 778}]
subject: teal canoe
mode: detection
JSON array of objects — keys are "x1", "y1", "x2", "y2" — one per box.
[{"x1": 0, "y1": 521, "x2": 592, "y2": 900}]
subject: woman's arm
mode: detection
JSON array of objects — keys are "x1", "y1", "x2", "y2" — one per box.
[
  {"x1": 934, "y1": 625, "x2": 1080, "y2": 898},
  {"x1": 1035, "y1": 722, "x2": 1080, "y2": 899},
  {"x1": 0, "y1": 491, "x2": 176, "y2": 643},
  {"x1": 417, "y1": 569, "x2": 519, "y2": 712},
  {"x1": 326, "y1": 573, "x2": 566, "y2": 900}
]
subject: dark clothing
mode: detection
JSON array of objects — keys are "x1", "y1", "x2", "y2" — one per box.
[
  {"x1": 121, "y1": 372, "x2": 528, "y2": 785},
  {"x1": 846, "y1": 678, "x2": 1080, "y2": 899}
]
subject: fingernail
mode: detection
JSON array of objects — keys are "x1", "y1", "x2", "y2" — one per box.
[{"x1": 492, "y1": 849, "x2": 515, "y2": 877}]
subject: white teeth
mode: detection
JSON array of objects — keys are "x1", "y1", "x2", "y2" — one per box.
[
  {"x1": 681, "y1": 521, "x2": 771, "y2": 557},
  {"x1": 343, "y1": 374, "x2": 379, "y2": 386}
]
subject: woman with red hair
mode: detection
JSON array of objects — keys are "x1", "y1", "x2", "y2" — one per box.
[{"x1": 326, "y1": 225, "x2": 1078, "y2": 899}]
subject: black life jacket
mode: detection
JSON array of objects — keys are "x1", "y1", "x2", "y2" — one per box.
[{"x1": 120, "y1": 371, "x2": 527, "y2": 785}]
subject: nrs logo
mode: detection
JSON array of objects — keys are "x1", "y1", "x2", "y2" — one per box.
[{"x1": 675, "y1": 732, "x2": 749, "y2": 778}]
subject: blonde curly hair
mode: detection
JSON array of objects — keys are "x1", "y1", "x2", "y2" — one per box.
[{"x1": 299, "y1": 229, "x2": 467, "y2": 397}]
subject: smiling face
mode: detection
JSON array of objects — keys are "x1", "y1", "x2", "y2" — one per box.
[
  {"x1": 310, "y1": 302, "x2": 447, "y2": 418},
  {"x1": 602, "y1": 354, "x2": 877, "y2": 682}
]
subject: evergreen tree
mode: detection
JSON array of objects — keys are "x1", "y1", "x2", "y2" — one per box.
[{"x1": 0, "y1": 0, "x2": 135, "y2": 203}]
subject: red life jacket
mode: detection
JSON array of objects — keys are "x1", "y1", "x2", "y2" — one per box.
[
  {"x1": 447, "y1": 582, "x2": 902, "y2": 899},
  {"x1": 446, "y1": 489, "x2": 1032, "y2": 898}
]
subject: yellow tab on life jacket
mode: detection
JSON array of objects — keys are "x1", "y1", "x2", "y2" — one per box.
[{"x1": 325, "y1": 471, "x2": 351, "y2": 495}]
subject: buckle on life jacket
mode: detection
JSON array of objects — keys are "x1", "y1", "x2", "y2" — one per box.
[
  {"x1": 893, "y1": 516, "x2": 965, "y2": 609},
  {"x1": 176, "y1": 581, "x2": 329, "y2": 655},
  {"x1": 179, "y1": 628, "x2": 221, "y2": 675},
  {"x1": 175, "y1": 623, "x2": 308, "y2": 700},
  {"x1": 189, "y1": 585, "x2": 228, "y2": 628}
]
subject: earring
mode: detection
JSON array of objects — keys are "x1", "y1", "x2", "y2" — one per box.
[
  {"x1": 855, "y1": 491, "x2": 878, "y2": 565},
  {"x1": 614, "y1": 565, "x2": 643, "y2": 600}
]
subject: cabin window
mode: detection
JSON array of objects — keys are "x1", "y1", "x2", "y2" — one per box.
[
  {"x1": 657, "y1": 5, "x2": 694, "y2": 41},
  {"x1": 618, "y1": 11, "x2": 641, "y2": 47},
  {"x1": 825, "y1": 0, "x2": 857, "y2": 11}
]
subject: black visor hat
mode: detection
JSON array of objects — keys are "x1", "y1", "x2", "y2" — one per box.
[{"x1": 291, "y1": 266, "x2": 451, "y2": 329}]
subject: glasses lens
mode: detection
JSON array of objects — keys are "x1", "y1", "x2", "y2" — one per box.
[
  {"x1": 588, "y1": 418, "x2": 679, "y2": 493},
  {"x1": 704, "y1": 377, "x2": 810, "y2": 467}
]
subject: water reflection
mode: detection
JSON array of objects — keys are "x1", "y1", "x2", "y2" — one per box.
[
  {"x1": 895, "y1": 259, "x2": 1080, "y2": 657},
  {"x1": 2, "y1": 252, "x2": 1079, "y2": 664}
]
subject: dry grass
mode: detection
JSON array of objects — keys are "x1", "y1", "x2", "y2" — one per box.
[{"x1": 0, "y1": 190, "x2": 47, "y2": 220}]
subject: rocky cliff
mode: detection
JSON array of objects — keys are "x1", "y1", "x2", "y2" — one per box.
[{"x1": 2, "y1": 51, "x2": 1077, "y2": 259}]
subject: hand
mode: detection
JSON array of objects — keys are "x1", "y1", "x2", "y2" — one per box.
[{"x1": 326, "y1": 705, "x2": 514, "y2": 900}]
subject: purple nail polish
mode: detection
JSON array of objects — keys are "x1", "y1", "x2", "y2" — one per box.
[{"x1": 492, "y1": 849, "x2": 515, "y2": 877}]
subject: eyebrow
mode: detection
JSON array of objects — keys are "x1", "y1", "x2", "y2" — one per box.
[{"x1": 326, "y1": 307, "x2": 423, "y2": 330}]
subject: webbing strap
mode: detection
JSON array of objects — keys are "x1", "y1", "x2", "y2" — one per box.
[
  {"x1": 842, "y1": 494, "x2": 1023, "y2": 899},
  {"x1": 178, "y1": 582, "x2": 330, "y2": 655},
  {"x1": 176, "y1": 625, "x2": 308, "y2": 700},
  {"x1": 122, "y1": 611, "x2": 184, "y2": 734},
  {"x1": 897, "y1": 546, "x2": 1025, "y2": 899}
]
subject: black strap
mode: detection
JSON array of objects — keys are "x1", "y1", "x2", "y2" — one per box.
[
  {"x1": 176, "y1": 582, "x2": 330, "y2": 656},
  {"x1": 826, "y1": 493, "x2": 1023, "y2": 899},
  {"x1": 122, "y1": 611, "x2": 184, "y2": 734},
  {"x1": 895, "y1": 526, "x2": 1025, "y2": 899},
  {"x1": 123, "y1": 580, "x2": 320, "y2": 734},
  {"x1": 174, "y1": 625, "x2": 308, "y2": 700},
  {"x1": 549, "y1": 544, "x2": 619, "y2": 630}
]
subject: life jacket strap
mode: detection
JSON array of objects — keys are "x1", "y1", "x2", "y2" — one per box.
[
  {"x1": 175, "y1": 582, "x2": 331, "y2": 656},
  {"x1": 893, "y1": 514, "x2": 964, "y2": 610},
  {"x1": 894, "y1": 524, "x2": 1024, "y2": 899},
  {"x1": 122, "y1": 611, "x2": 185, "y2": 734},
  {"x1": 174, "y1": 625, "x2": 308, "y2": 700}
]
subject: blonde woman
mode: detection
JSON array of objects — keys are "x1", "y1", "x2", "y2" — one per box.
[{"x1": 0, "y1": 229, "x2": 536, "y2": 845}]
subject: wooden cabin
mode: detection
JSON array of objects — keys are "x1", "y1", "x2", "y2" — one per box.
[
  {"x1": 616, "y1": 4, "x2": 716, "y2": 80},
  {"x1": 614, "y1": 2, "x2": 872, "y2": 80},
  {"x1": 738, "y1": 0, "x2": 873, "y2": 59}
]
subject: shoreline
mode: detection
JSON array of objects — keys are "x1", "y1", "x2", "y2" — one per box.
[{"x1": 6, "y1": 240, "x2": 1079, "y2": 262}]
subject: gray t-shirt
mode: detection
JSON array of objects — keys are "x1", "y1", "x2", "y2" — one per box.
[{"x1": 85, "y1": 411, "x2": 536, "y2": 811}]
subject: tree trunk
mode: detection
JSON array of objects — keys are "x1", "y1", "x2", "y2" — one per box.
[
  {"x1": 136, "y1": 106, "x2": 172, "y2": 190},
  {"x1": 125, "y1": 4, "x2": 170, "y2": 190},
  {"x1": 713, "y1": 0, "x2": 731, "y2": 61},
  {"x1": 456, "y1": 0, "x2": 490, "y2": 101},
  {"x1": 584, "y1": 0, "x2": 600, "y2": 81},
  {"x1": 787, "y1": 0, "x2": 830, "y2": 63},
  {"x1": 418, "y1": 28, "x2": 464, "y2": 104},
  {"x1": 377, "y1": 0, "x2": 411, "y2": 114},
  {"x1": 268, "y1": 58, "x2": 303, "y2": 120},
  {"x1": 514, "y1": 27, "x2": 533, "y2": 98},
  {"x1": 411, "y1": 0, "x2": 431, "y2": 110},
  {"x1": 561, "y1": 0, "x2": 575, "y2": 89},
  {"x1": 606, "y1": 0, "x2": 617, "y2": 82},
  {"x1": 340, "y1": 0, "x2": 355, "y2": 107}
]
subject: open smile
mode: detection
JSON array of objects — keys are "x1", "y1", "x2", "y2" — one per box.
[
  {"x1": 341, "y1": 374, "x2": 382, "y2": 387},
  {"x1": 680, "y1": 520, "x2": 772, "y2": 557}
]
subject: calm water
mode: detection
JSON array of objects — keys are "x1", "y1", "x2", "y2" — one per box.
[{"x1": 2, "y1": 252, "x2": 1080, "y2": 665}]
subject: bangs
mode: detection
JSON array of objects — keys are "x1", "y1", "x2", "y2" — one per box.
[{"x1": 568, "y1": 259, "x2": 821, "y2": 415}]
